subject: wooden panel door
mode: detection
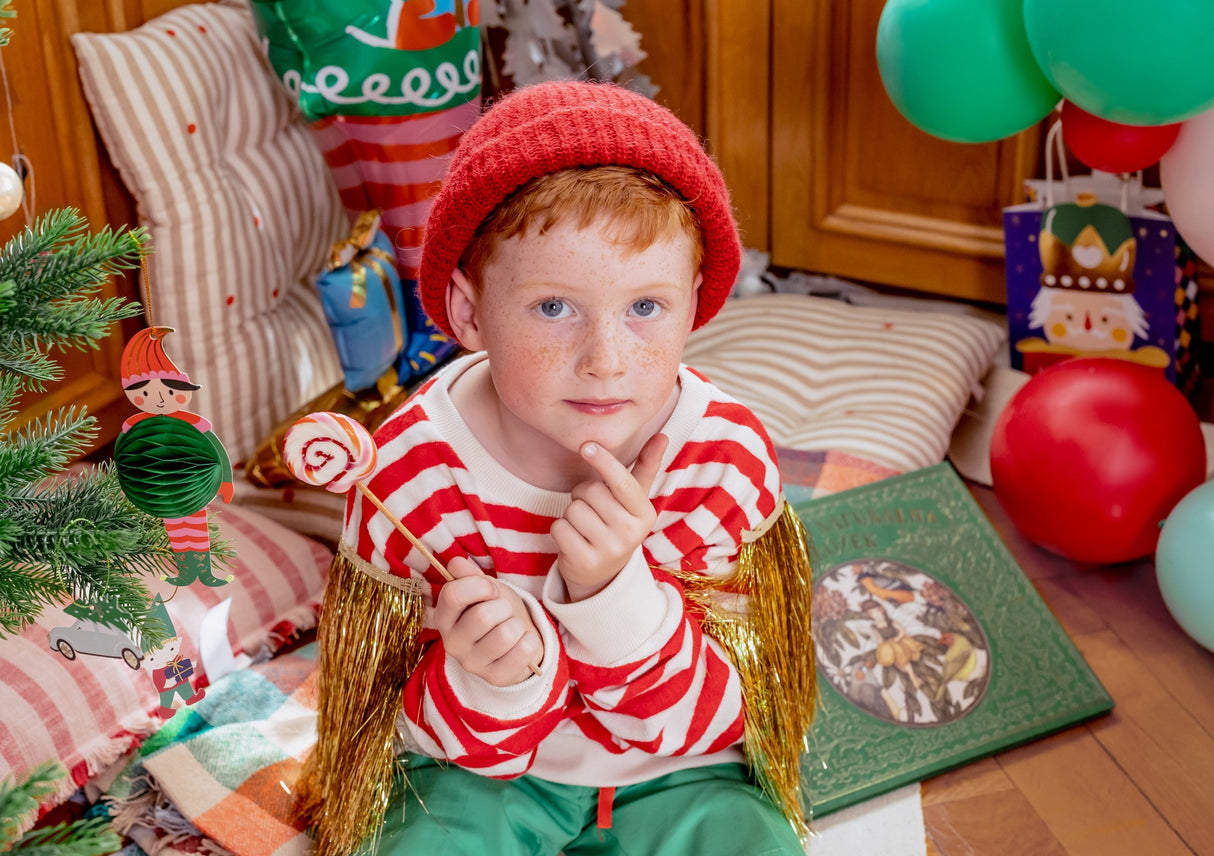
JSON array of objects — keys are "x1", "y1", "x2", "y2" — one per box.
[
  {"x1": 769, "y1": 0, "x2": 1042, "y2": 305},
  {"x1": 624, "y1": 0, "x2": 772, "y2": 251}
]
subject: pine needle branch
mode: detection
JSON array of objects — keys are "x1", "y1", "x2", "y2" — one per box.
[
  {"x1": 0, "y1": 408, "x2": 96, "y2": 491},
  {"x1": 0, "y1": 763, "x2": 120, "y2": 855},
  {"x1": 0, "y1": 345, "x2": 61, "y2": 391},
  {"x1": 0, "y1": 209, "x2": 144, "y2": 365},
  {"x1": 7, "y1": 817, "x2": 121, "y2": 856},
  {"x1": 0, "y1": 762, "x2": 59, "y2": 843}
]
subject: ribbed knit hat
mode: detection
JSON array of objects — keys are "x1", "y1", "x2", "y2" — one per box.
[
  {"x1": 418, "y1": 80, "x2": 742, "y2": 336},
  {"x1": 121, "y1": 326, "x2": 192, "y2": 388}
]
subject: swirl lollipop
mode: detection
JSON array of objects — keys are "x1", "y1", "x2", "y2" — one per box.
[
  {"x1": 284, "y1": 411, "x2": 541, "y2": 677},
  {"x1": 284, "y1": 411, "x2": 377, "y2": 494},
  {"x1": 284, "y1": 412, "x2": 452, "y2": 581}
]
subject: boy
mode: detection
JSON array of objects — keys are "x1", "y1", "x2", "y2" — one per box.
[{"x1": 301, "y1": 80, "x2": 814, "y2": 856}]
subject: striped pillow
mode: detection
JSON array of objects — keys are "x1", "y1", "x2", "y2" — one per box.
[
  {"x1": 683, "y1": 294, "x2": 1005, "y2": 473},
  {"x1": 0, "y1": 502, "x2": 330, "y2": 816},
  {"x1": 71, "y1": 1, "x2": 348, "y2": 462}
]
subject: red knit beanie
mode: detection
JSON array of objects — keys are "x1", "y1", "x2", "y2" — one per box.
[
  {"x1": 121, "y1": 326, "x2": 192, "y2": 388},
  {"x1": 418, "y1": 80, "x2": 741, "y2": 336}
]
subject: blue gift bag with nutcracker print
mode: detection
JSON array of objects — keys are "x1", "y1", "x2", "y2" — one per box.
[{"x1": 1003, "y1": 125, "x2": 1200, "y2": 398}]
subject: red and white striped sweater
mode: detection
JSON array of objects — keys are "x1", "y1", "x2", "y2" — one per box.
[{"x1": 343, "y1": 353, "x2": 783, "y2": 787}]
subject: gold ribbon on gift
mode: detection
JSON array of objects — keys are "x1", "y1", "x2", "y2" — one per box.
[{"x1": 327, "y1": 209, "x2": 381, "y2": 272}]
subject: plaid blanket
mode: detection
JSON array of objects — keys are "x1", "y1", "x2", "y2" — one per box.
[
  {"x1": 105, "y1": 448, "x2": 893, "y2": 856},
  {"x1": 105, "y1": 648, "x2": 319, "y2": 856}
]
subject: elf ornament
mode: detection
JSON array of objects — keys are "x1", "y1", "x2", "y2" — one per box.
[
  {"x1": 113, "y1": 327, "x2": 235, "y2": 587},
  {"x1": 142, "y1": 594, "x2": 206, "y2": 717},
  {"x1": 1016, "y1": 192, "x2": 1169, "y2": 373}
]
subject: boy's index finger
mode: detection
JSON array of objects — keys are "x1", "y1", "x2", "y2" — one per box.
[
  {"x1": 579, "y1": 433, "x2": 668, "y2": 506},
  {"x1": 630, "y1": 432, "x2": 668, "y2": 495}
]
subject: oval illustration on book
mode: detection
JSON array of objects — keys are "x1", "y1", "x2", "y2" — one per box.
[{"x1": 812, "y1": 558, "x2": 991, "y2": 727}]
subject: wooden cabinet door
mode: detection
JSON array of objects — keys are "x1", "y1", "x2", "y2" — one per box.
[{"x1": 769, "y1": 0, "x2": 1041, "y2": 305}]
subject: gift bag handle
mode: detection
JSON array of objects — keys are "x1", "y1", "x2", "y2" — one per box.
[
  {"x1": 1043, "y1": 119, "x2": 1070, "y2": 208},
  {"x1": 1049, "y1": 117, "x2": 1145, "y2": 213}
]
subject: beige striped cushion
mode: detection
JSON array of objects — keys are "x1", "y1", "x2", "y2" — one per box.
[
  {"x1": 683, "y1": 294, "x2": 1005, "y2": 473},
  {"x1": 72, "y1": 1, "x2": 347, "y2": 462},
  {"x1": 0, "y1": 501, "x2": 330, "y2": 816}
]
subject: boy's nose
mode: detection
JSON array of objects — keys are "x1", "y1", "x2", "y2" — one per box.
[{"x1": 577, "y1": 320, "x2": 626, "y2": 378}]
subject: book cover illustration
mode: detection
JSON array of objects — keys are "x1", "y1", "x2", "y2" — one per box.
[{"x1": 797, "y1": 462, "x2": 1114, "y2": 818}]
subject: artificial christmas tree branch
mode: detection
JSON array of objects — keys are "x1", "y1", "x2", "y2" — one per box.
[
  {"x1": 0, "y1": 762, "x2": 120, "y2": 856},
  {"x1": 0, "y1": 209, "x2": 230, "y2": 641}
]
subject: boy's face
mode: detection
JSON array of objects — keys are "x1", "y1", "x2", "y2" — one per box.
[{"x1": 449, "y1": 217, "x2": 701, "y2": 470}]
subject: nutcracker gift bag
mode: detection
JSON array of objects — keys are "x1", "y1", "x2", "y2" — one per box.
[{"x1": 1003, "y1": 123, "x2": 1201, "y2": 398}]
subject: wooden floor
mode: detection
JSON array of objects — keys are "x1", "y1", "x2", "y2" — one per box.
[{"x1": 921, "y1": 483, "x2": 1214, "y2": 856}]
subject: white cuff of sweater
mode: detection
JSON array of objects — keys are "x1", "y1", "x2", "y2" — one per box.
[
  {"x1": 542, "y1": 550, "x2": 675, "y2": 666},
  {"x1": 443, "y1": 581, "x2": 560, "y2": 717}
]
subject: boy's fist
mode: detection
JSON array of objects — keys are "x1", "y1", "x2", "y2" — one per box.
[
  {"x1": 551, "y1": 432, "x2": 668, "y2": 602},
  {"x1": 433, "y1": 556, "x2": 543, "y2": 687}
]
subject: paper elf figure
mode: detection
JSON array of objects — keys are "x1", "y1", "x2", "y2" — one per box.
[
  {"x1": 1018, "y1": 192, "x2": 1169, "y2": 371},
  {"x1": 113, "y1": 327, "x2": 235, "y2": 587},
  {"x1": 142, "y1": 594, "x2": 205, "y2": 717}
]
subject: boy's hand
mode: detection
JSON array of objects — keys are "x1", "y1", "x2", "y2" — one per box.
[
  {"x1": 551, "y1": 433, "x2": 668, "y2": 602},
  {"x1": 433, "y1": 556, "x2": 543, "y2": 687}
]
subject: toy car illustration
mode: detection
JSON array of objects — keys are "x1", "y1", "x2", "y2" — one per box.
[{"x1": 48, "y1": 618, "x2": 143, "y2": 670}]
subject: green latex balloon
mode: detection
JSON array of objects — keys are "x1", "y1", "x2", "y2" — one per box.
[
  {"x1": 114, "y1": 417, "x2": 223, "y2": 519},
  {"x1": 1024, "y1": 0, "x2": 1214, "y2": 125},
  {"x1": 1155, "y1": 480, "x2": 1214, "y2": 652},
  {"x1": 876, "y1": 0, "x2": 1060, "y2": 143}
]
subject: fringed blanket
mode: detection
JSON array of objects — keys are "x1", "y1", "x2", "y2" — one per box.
[{"x1": 105, "y1": 648, "x2": 319, "y2": 856}]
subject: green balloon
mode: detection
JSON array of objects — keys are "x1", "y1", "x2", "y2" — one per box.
[
  {"x1": 114, "y1": 416, "x2": 223, "y2": 519},
  {"x1": 876, "y1": 0, "x2": 1060, "y2": 143},
  {"x1": 1155, "y1": 480, "x2": 1214, "y2": 652},
  {"x1": 1024, "y1": 0, "x2": 1214, "y2": 125}
]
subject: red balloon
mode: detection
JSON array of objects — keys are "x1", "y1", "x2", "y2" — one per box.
[
  {"x1": 990, "y1": 358, "x2": 1206, "y2": 565},
  {"x1": 1061, "y1": 100, "x2": 1181, "y2": 173}
]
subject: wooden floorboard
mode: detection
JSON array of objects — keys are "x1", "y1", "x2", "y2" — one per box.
[{"x1": 917, "y1": 483, "x2": 1214, "y2": 855}]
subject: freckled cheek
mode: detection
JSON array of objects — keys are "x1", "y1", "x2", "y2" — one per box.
[{"x1": 631, "y1": 332, "x2": 685, "y2": 375}]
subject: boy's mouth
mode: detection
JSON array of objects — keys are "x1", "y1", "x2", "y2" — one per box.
[{"x1": 567, "y1": 399, "x2": 629, "y2": 415}]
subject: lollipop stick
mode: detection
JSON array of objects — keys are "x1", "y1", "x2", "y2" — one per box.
[
  {"x1": 353, "y1": 481, "x2": 542, "y2": 678},
  {"x1": 355, "y1": 482, "x2": 452, "y2": 581}
]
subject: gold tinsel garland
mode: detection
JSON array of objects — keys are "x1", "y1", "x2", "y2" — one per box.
[
  {"x1": 294, "y1": 542, "x2": 426, "y2": 856},
  {"x1": 669, "y1": 500, "x2": 817, "y2": 840}
]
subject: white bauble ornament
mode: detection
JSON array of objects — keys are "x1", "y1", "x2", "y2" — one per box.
[{"x1": 0, "y1": 161, "x2": 22, "y2": 220}]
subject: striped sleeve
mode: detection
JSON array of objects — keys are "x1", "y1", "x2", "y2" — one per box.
[
  {"x1": 344, "y1": 389, "x2": 570, "y2": 776},
  {"x1": 550, "y1": 388, "x2": 781, "y2": 758}
]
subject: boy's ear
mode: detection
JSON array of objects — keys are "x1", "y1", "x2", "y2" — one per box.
[
  {"x1": 446, "y1": 268, "x2": 485, "y2": 350},
  {"x1": 685, "y1": 272, "x2": 703, "y2": 335}
]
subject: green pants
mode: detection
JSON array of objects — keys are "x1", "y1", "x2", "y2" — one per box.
[{"x1": 377, "y1": 754, "x2": 804, "y2": 856}]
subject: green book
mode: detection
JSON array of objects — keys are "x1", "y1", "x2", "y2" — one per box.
[{"x1": 795, "y1": 462, "x2": 1113, "y2": 817}]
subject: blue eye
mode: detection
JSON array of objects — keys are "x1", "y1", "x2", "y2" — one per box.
[
  {"x1": 631, "y1": 299, "x2": 660, "y2": 318},
  {"x1": 539, "y1": 299, "x2": 567, "y2": 318}
]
